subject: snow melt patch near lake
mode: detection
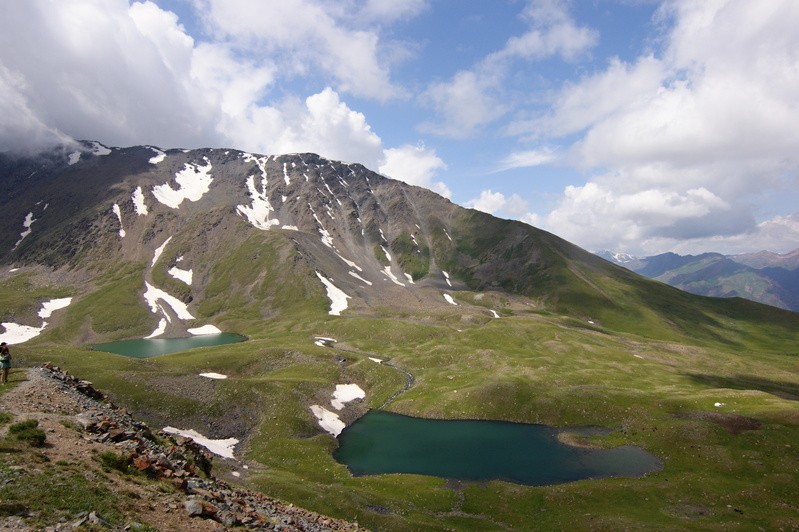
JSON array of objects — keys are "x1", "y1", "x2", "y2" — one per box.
[
  {"x1": 316, "y1": 272, "x2": 350, "y2": 316},
  {"x1": 331, "y1": 384, "x2": 365, "y2": 410},
  {"x1": 152, "y1": 158, "x2": 213, "y2": 209},
  {"x1": 162, "y1": 427, "x2": 238, "y2": 459},
  {"x1": 112, "y1": 204, "x2": 125, "y2": 238},
  {"x1": 145, "y1": 318, "x2": 167, "y2": 339},
  {"x1": 143, "y1": 282, "x2": 194, "y2": 320},
  {"x1": 199, "y1": 373, "x2": 228, "y2": 380},
  {"x1": 188, "y1": 324, "x2": 222, "y2": 335},
  {"x1": 1, "y1": 298, "x2": 73, "y2": 344},
  {"x1": 310, "y1": 405, "x2": 346, "y2": 437},
  {"x1": 443, "y1": 293, "x2": 458, "y2": 306}
]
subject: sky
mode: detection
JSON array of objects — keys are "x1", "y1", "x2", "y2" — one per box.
[{"x1": 2, "y1": 0, "x2": 799, "y2": 257}]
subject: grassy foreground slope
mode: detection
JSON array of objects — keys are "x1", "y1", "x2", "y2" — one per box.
[{"x1": 8, "y1": 241, "x2": 799, "y2": 530}]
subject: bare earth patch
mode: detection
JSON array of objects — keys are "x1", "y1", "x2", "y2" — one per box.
[{"x1": 676, "y1": 411, "x2": 762, "y2": 435}]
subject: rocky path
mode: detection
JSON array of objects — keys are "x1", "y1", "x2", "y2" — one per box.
[{"x1": 0, "y1": 365, "x2": 365, "y2": 531}]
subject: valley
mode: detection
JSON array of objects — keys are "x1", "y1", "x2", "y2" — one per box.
[{"x1": 1, "y1": 143, "x2": 798, "y2": 530}]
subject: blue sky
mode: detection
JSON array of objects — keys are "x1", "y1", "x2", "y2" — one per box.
[{"x1": 2, "y1": 0, "x2": 798, "y2": 256}]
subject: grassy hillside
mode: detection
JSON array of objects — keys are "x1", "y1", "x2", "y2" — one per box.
[{"x1": 7, "y1": 263, "x2": 798, "y2": 530}]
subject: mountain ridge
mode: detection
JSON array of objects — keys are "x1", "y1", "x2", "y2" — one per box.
[
  {"x1": 3, "y1": 141, "x2": 799, "y2": 346},
  {"x1": 597, "y1": 248, "x2": 799, "y2": 311}
]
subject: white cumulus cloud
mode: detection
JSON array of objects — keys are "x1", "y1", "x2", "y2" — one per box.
[
  {"x1": 465, "y1": 190, "x2": 529, "y2": 219},
  {"x1": 0, "y1": 0, "x2": 450, "y2": 194},
  {"x1": 420, "y1": 0, "x2": 598, "y2": 138},
  {"x1": 379, "y1": 144, "x2": 449, "y2": 197},
  {"x1": 521, "y1": 0, "x2": 799, "y2": 254}
]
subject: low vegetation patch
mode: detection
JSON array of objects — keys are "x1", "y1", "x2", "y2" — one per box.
[
  {"x1": 98, "y1": 451, "x2": 133, "y2": 474},
  {"x1": 8, "y1": 419, "x2": 46, "y2": 447}
]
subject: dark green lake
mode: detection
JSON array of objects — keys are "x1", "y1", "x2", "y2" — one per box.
[
  {"x1": 334, "y1": 411, "x2": 661, "y2": 485},
  {"x1": 91, "y1": 333, "x2": 247, "y2": 358}
]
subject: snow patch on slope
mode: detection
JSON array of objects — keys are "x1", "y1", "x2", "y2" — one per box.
[
  {"x1": 188, "y1": 324, "x2": 222, "y2": 335},
  {"x1": 0, "y1": 298, "x2": 73, "y2": 344},
  {"x1": 89, "y1": 141, "x2": 111, "y2": 156},
  {"x1": 13, "y1": 212, "x2": 36, "y2": 249},
  {"x1": 152, "y1": 237, "x2": 172, "y2": 267},
  {"x1": 38, "y1": 298, "x2": 72, "y2": 319},
  {"x1": 152, "y1": 158, "x2": 213, "y2": 209},
  {"x1": 143, "y1": 282, "x2": 194, "y2": 320},
  {"x1": 200, "y1": 373, "x2": 228, "y2": 380},
  {"x1": 132, "y1": 187, "x2": 148, "y2": 215},
  {"x1": 145, "y1": 318, "x2": 167, "y2": 339},
  {"x1": 310, "y1": 405, "x2": 346, "y2": 437},
  {"x1": 237, "y1": 175, "x2": 279, "y2": 230},
  {"x1": 162, "y1": 427, "x2": 238, "y2": 459},
  {"x1": 112, "y1": 204, "x2": 125, "y2": 238},
  {"x1": 331, "y1": 384, "x2": 365, "y2": 411},
  {"x1": 0, "y1": 323, "x2": 46, "y2": 345},
  {"x1": 348, "y1": 271, "x2": 372, "y2": 286},
  {"x1": 316, "y1": 272, "x2": 351, "y2": 316},
  {"x1": 168, "y1": 266, "x2": 193, "y2": 285},
  {"x1": 442, "y1": 270, "x2": 452, "y2": 287},
  {"x1": 148, "y1": 147, "x2": 166, "y2": 164},
  {"x1": 382, "y1": 266, "x2": 405, "y2": 287}
]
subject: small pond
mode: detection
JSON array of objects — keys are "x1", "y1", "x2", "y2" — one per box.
[
  {"x1": 334, "y1": 410, "x2": 661, "y2": 486},
  {"x1": 91, "y1": 332, "x2": 247, "y2": 358}
]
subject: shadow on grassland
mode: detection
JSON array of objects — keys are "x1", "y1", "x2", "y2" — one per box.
[{"x1": 683, "y1": 373, "x2": 799, "y2": 401}]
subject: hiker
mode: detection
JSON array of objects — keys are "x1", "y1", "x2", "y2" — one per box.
[{"x1": 0, "y1": 342, "x2": 10, "y2": 384}]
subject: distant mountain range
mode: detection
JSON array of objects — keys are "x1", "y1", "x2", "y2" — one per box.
[{"x1": 596, "y1": 249, "x2": 799, "y2": 311}]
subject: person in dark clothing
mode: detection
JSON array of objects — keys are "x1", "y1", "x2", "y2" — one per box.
[{"x1": 0, "y1": 342, "x2": 11, "y2": 384}]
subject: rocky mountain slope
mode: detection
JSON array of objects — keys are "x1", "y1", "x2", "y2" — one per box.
[
  {"x1": 3, "y1": 141, "x2": 797, "y2": 347},
  {"x1": 597, "y1": 249, "x2": 799, "y2": 311},
  {"x1": 0, "y1": 364, "x2": 363, "y2": 531}
]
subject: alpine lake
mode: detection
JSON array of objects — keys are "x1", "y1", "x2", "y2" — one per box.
[
  {"x1": 92, "y1": 336, "x2": 661, "y2": 486},
  {"x1": 334, "y1": 410, "x2": 662, "y2": 486},
  {"x1": 91, "y1": 332, "x2": 247, "y2": 358}
]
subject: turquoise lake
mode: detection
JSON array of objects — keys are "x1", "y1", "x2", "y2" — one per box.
[
  {"x1": 334, "y1": 410, "x2": 662, "y2": 485},
  {"x1": 91, "y1": 332, "x2": 247, "y2": 358}
]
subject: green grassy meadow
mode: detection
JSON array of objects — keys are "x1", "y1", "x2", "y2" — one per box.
[
  {"x1": 7, "y1": 285, "x2": 798, "y2": 530},
  {"x1": 2, "y1": 226, "x2": 798, "y2": 529}
]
